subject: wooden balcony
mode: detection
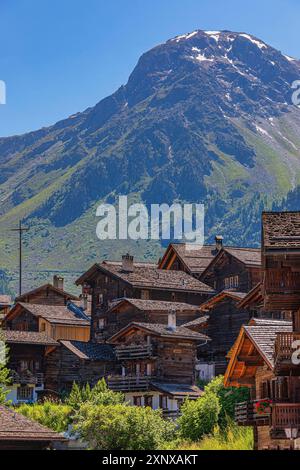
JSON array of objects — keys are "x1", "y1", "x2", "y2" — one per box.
[
  {"x1": 235, "y1": 400, "x2": 271, "y2": 426},
  {"x1": 115, "y1": 344, "x2": 154, "y2": 361},
  {"x1": 274, "y1": 333, "x2": 300, "y2": 374},
  {"x1": 10, "y1": 370, "x2": 44, "y2": 386},
  {"x1": 264, "y1": 270, "x2": 300, "y2": 310},
  {"x1": 271, "y1": 404, "x2": 300, "y2": 437},
  {"x1": 107, "y1": 375, "x2": 154, "y2": 392}
]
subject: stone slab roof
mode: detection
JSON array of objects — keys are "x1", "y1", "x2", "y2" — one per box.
[
  {"x1": 0, "y1": 406, "x2": 66, "y2": 442},
  {"x1": 18, "y1": 303, "x2": 90, "y2": 327},
  {"x1": 60, "y1": 340, "x2": 115, "y2": 361},
  {"x1": 263, "y1": 211, "x2": 300, "y2": 249},
  {"x1": 3, "y1": 330, "x2": 58, "y2": 346}
]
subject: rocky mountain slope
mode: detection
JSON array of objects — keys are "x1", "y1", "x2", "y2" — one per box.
[{"x1": 1, "y1": 30, "x2": 300, "y2": 293}]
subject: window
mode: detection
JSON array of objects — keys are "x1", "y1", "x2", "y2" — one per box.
[
  {"x1": 17, "y1": 386, "x2": 33, "y2": 401},
  {"x1": 97, "y1": 293, "x2": 104, "y2": 305},
  {"x1": 20, "y1": 360, "x2": 28, "y2": 372},
  {"x1": 98, "y1": 318, "x2": 105, "y2": 330},
  {"x1": 144, "y1": 395, "x2": 153, "y2": 408},
  {"x1": 224, "y1": 276, "x2": 239, "y2": 289},
  {"x1": 133, "y1": 396, "x2": 142, "y2": 406},
  {"x1": 171, "y1": 292, "x2": 176, "y2": 301},
  {"x1": 160, "y1": 395, "x2": 168, "y2": 409}
]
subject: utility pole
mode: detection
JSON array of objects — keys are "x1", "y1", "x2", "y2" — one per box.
[{"x1": 10, "y1": 220, "x2": 29, "y2": 296}]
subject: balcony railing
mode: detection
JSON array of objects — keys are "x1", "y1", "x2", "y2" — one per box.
[
  {"x1": 235, "y1": 400, "x2": 271, "y2": 426},
  {"x1": 10, "y1": 370, "x2": 44, "y2": 387},
  {"x1": 272, "y1": 404, "x2": 300, "y2": 431},
  {"x1": 115, "y1": 344, "x2": 154, "y2": 361},
  {"x1": 107, "y1": 375, "x2": 155, "y2": 391},
  {"x1": 274, "y1": 333, "x2": 300, "y2": 370}
]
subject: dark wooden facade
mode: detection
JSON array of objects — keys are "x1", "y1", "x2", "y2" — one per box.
[
  {"x1": 200, "y1": 248, "x2": 261, "y2": 293},
  {"x1": 108, "y1": 321, "x2": 209, "y2": 391},
  {"x1": 76, "y1": 258, "x2": 214, "y2": 343},
  {"x1": 97, "y1": 299, "x2": 202, "y2": 340},
  {"x1": 45, "y1": 341, "x2": 116, "y2": 393},
  {"x1": 193, "y1": 292, "x2": 251, "y2": 375},
  {"x1": 225, "y1": 211, "x2": 300, "y2": 450},
  {"x1": 15, "y1": 280, "x2": 79, "y2": 306}
]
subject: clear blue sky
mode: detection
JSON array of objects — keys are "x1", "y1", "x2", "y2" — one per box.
[{"x1": 1, "y1": 0, "x2": 299, "y2": 137}]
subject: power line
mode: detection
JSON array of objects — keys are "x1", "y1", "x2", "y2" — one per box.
[{"x1": 10, "y1": 221, "x2": 29, "y2": 296}]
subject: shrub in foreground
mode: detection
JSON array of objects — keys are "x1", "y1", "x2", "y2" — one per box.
[
  {"x1": 74, "y1": 403, "x2": 176, "y2": 450},
  {"x1": 178, "y1": 392, "x2": 220, "y2": 441},
  {"x1": 17, "y1": 402, "x2": 72, "y2": 433}
]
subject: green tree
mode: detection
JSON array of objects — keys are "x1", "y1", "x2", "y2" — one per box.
[
  {"x1": 74, "y1": 404, "x2": 176, "y2": 450},
  {"x1": 66, "y1": 379, "x2": 124, "y2": 410},
  {"x1": 204, "y1": 376, "x2": 250, "y2": 428},
  {"x1": 0, "y1": 331, "x2": 11, "y2": 404},
  {"x1": 178, "y1": 392, "x2": 220, "y2": 441}
]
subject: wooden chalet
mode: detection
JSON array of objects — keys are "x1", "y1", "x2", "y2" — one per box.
[
  {"x1": 237, "y1": 282, "x2": 291, "y2": 321},
  {"x1": 15, "y1": 275, "x2": 80, "y2": 306},
  {"x1": 107, "y1": 313, "x2": 208, "y2": 416},
  {"x1": 45, "y1": 340, "x2": 116, "y2": 393},
  {"x1": 262, "y1": 212, "x2": 300, "y2": 311},
  {"x1": 199, "y1": 246, "x2": 261, "y2": 293},
  {"x1": 158, "y1": 241, "x2": 222, "y2": 278},
  {"x1": 225, "y1": 211, "x2": 300, "y2": 450},
  {"x1": 96, "y1": 298, "x2": 202, "y2": 340},
  {"x1": 183, "y1": 290, "x2": 250, "y2": 379},
  {"x1": 5, "y1": 302, "x2": 90, "y2": 342},
  {"x1": 0, "y1": 406, "x2": 67, "y2": 450},
  {"x1": 3, "y1": 330, "x2": 57, "y2": 405},
  {"x1": 224, "y1": 318, "x2": 300, "y2": 450},
  {"x1": 76, "y1": 254, "x2": 214, "y2": 342}
]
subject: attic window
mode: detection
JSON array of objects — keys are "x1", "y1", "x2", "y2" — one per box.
[{"x1": 224, "y1": 276, "x2": 239, "y2": 289}]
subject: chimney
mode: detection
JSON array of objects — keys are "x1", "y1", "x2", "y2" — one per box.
[
  {"x1": 215, "y1": 235, "x2": 224, "y2": 251},
  {"x1": 167, "y1": 310, "x2": 177, "y2": 331},
  {"x1": 122, "y1": 253, "x2": 134, "y2": 272},
  {"x1": 53, "y1": 275, "x2": 64, "y2": 291}
]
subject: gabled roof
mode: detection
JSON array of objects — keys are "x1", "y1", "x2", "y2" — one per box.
[
  {"x1": 3, "y1": 330, "x2": 58, "y2": 346},
  {"x1": 237, "y1": 283, "x2": 263, "y2": 310},
  {"x1": 224, "y1": 319, "x2": 293, "y2": 387},
  {"x1": 151, "y1": 382, "x2": 203, "y2": 398},
  {"x1": 182, "y1": 315, "x2": 210, "y2": 329},
  {"x1": 199, "y1": 290, "x2": 247, "y2": 312},
  {"x1": 109, "y1": 321, "x2": 211, "y2": 342},
  {"x1": 0, "y1": 406, "x2": 66, "y2": 442},
  {"x1": 262, "y1": 211, "x2": 300, "y2": 250},
  {"x1": 76, "y1": 262, "x2": 214, "y2": 294},
  {"x1": 158, "y1": 243, "x2": 218, "y2": 275},
  {"x1": 107, "y1": 298, "x2": 201, "y2": 313},
  {"x1": 6, "y1": 302, "x2": 90, "y2": 327},
  {"x1": 15, "y1": 283, "x2": 80, "y2": 303},
  {"x1": 59, "y1": 340, "x2": 115, "y2": 361},
  {"x1": 200, "y1": 247, "x2": 261, "y2": 281}
]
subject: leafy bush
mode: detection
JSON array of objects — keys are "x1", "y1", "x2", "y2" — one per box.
[
  {"x1": 74, "y1": 403, "x2": 176, "y2": 450},
  {"x1": 66, "y1": 379, "x2": 124, "y2": 409},
  {"x1": 178, "y1": 392, "x2": 220, "y2": 441},
  {"x1": 164, "y1": 421, "x2": 253, "y2": 450},
  {"x1": 204, "y1": 376, "x2": 250, "y2": 428},
  {"x1": 17, "y1": 402, "x2": 72, "y2": 433}
]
